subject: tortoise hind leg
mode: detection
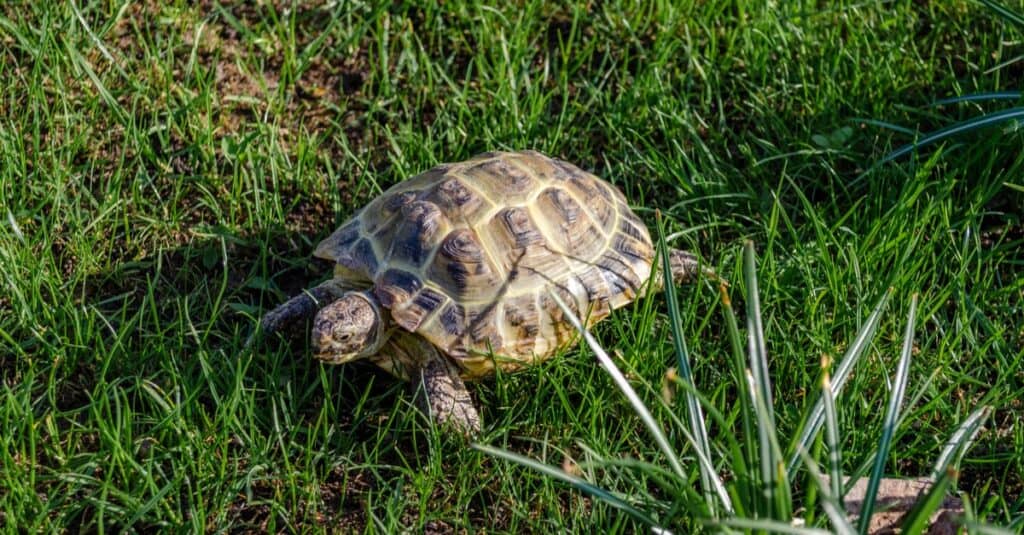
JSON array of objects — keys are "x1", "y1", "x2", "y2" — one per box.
[{"x1": 663, "y1": 248, "x2": 724, "y2": 288}]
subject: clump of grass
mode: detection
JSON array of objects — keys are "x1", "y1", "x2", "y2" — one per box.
[
  {"x1": 864, "y1": 0, "x2": 1024, "y2": 167},
  {"x1": 478, "y1": 241, "x2": 1007, "y2": 533}
]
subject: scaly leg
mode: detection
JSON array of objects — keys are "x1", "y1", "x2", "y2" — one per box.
[
  {"x1": 414, "y1": 341, "x2": 481, "y2": 435},
  {"x1": 246, "y1": 280, "x2": 348, "y2": 346},
  {"x1": 660, "y1": 248, "x2": 724, "y2": 289}
]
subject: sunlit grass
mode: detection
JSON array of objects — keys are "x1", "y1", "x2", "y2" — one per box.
[{"x1": 1, "y1": 0, "x2": 1021, "y2": 531}]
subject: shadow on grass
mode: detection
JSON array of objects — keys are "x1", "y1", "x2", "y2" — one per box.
[{"x1": 59, "y1": 222, "x2": 446, "y2": 530}]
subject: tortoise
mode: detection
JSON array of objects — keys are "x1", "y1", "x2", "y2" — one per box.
[{"x1": 256, "y1": 150, "x2": 710, "y2": 434}]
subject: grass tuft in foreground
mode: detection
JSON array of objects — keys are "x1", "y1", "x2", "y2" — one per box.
[{"x1": 481, "y1": 242, "x2": 1007, "y2": 533}]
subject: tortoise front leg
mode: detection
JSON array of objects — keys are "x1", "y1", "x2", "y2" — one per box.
[
  {"x1": 415, "y1": 343, "x2": 481, "y2": 436},
  {"x1": 247, "y1": 280, "x2": 348, "y2": 345}
]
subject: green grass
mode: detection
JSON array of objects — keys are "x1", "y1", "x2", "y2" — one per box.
[{"x1": 1, "y1": 0, "x2": 1022, "y2": 532}]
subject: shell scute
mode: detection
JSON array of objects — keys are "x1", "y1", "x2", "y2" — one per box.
[
  {"x1": 535, "y1": 187, "x2": 604, "y2": 256},
  {"x1": 375, "y1": 269, "x2": 422, "y2": 308},
  {"x1": 428, "y1": 228, "x2": 502, "y2": 300},
  {"x1": 375, "y1": 200, "x2": 445, "y2": 268},
  {"x1": 461, "y1": 157, "x2": 537, "y2": 201}
]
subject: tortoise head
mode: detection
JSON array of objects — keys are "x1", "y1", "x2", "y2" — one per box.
[{"x1": 312, "y1": 290, "x2": 387, "y2": 364}]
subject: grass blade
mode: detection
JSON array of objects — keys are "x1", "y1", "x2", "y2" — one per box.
[
  {"x1": 796, "y1": 448, "x2": 857, "y2": 535},
  {"x1": 899, "y1": 468, "x2": 956, "y2": 535},
  {"x1": 743, "y1": 242, "x2": 774, "y2": 424},
  {"x1": 980, "y1": 0, "x2": 1024, "y2": 31},
  {"x1": 879, "y1": 108, "x2": 1024, "y2": 163},
  {"x1": 931, "y1": 92, "x2": 1022, "y2": 106},
  {"x1": 548, "y1": 291, "x2": 683, "y2": 479},
  {"x1": 858, "y1": 294, "x2": 918, "y2": 535},
  {"x1": 931, "y1": 406, "x2": 993, "y2": 480},
  {"x1": 718, "y1": 281, "x2": 759, "y2": 512},
  {"x1": 655, "y1": 212, "x2": 716, "y2": 514},
  {"x1": 709, "y1": 516, "x2": 834, "y2": 535},
  {"x1": 741, "y1": 242, "x2": 791, "y2": 520},
  {"x1": 549, "y1": 291, "x2": 734, "y2": 513},
  {"x1": 787, "y1": 289, "x2": 893, "y2": 480},
  {"x1": 471, "y1": 444, "x2": 668, "y2": 531},
  {"x1": 746, "y1": 369, "x2": 791, "y2": 521},
  {"x1": 821, "y1": 361, "x2": 843, "y2": 509}
]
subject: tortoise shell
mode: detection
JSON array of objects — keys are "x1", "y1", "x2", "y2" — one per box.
[{"x1": 314, "y1": 150, "x2": 655, "y2": 378}]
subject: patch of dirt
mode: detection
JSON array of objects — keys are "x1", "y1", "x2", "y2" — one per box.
[
  {"x1": 842, "y1": 476, "x2": 964, "y2": 534},
  {"x1": 221, "y1": 464, "x2": 377, "y2": 532}
]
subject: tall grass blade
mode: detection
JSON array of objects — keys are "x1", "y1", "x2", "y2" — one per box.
[
  {"x1": 851, "y1": 118, "x2": 917, "y2": 136},
  {"x1": 980, "y1": 0, "x2": 1024, "y2": 31},
  {"x1": 858, "y1": 294, "x2": 918, "y2": 535},
  {"x1": 787, "y1": 289, "x2": 893, "y2": 480},
  {"x1": 742, "y1": 242, "x2": 791, "y2": 520},
  {"x1": 655, "y1": 213, "x2": 716, "y2": 514},
  {"x1": 549, "y1": 291, "x2": 734, "y2": 512},
  {"x1": 746, "y1": 370, "x2": 791, "y2": 521},
  {"x1": 879, "y1": 108, "x2": 1024, "y2": 163},
  {"x1": 548, "y1": 291, "x2": 684, "y2": 480},
  {"x1": 821, "y1": 364, "x2": 843, "y2": 509},
  {"x1": 718, "y1": 282, "x2": 758, "y2": 511},
  {"x1": 797, "y1": 449, "x2": 857, "y2": 535},
  {"x1": 931, "y1": 92, "x2": 1022, "y2": 106},
  {"x1": 931, "y1": 406, "x2": 992, "y2": 480},
  {"x1": 899, "y1": 468, "x2": 956, "y2": 535},
  {"x1": 743, "y1": 242, "x2": 774, "y2": 423},
  {"x1": 708, "y1": 516, "x2": 834, "y2": 534},
  {"x1": 471, "y1": 444, "x2": 668, "y2": 531}
]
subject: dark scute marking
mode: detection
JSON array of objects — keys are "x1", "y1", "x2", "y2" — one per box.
[
  {"x1": 391, "y1": 201, "x2": 441, "y2": 265},
  {"x1": 504, "y1": 300, "x2": 539, "y2": 338},
  {"x1": 550, "y1": 158, "x2": 587, "y2": 180},
  {"x1": 577, "y1": 274, "x2": 601, "y2": 302},
  {"x1": 468, "y1": 307, "x2": 501, "y2": 348},
  {"x1": 600, "y1": 269, "x2": 631, "y2": 296},
  {"x1": 382, "y1": 191, "x2": 417, "y2": 214},
  {"x1": 348, "y1": 238, "x2": 379, "y2": 274},
  {"x1": 438, "y1": 229, "x2": 486, "y2": 291},
  {"x1": 542, "y1": 285, "x2": 580, "y2": 317},
  {"x1": 440, "y1": 302, "x2": 466, "y2": 337},
  {"x1": 412, "y1": 288, "x2": 446, "y2": 315},
  {"x1": 550, "y1": 159, "x2": 615, "y2": 215},
  {"x1": 394, "y1": 287, "x2": 447, "y2": 331},
  {"x1": 498, "y1": 207, "x2": 544, "y2": 248},
  {"x1": 439, "y1": 229, "x2": 485, "y2": 263},
  {"x1": 375, "y1": 269, "x2": 422, "y2": 308},
  {"x1": 466, "y1": 158, "x2": 534, "y2": 193},
  {"x1": 618, "y1": 216, "x2": 649, "y2": 242},
  {"x1": 446, "y1": 262, "x2": 470, "y2": 291},
  {"x1": 598, "y1": 254, "x2": 641, "y2": 292},
  {"x1": 331, "y1": 221, "x2": 360, "y2": 249},
  {"x1": 613, "y1": 235, "x2": 653, "y2": 263},
  {"x1": 437, "y1": 178, "x2": 476, "y2": 207},
  {"x1": 541, "y1": 187, "x2": 580, "y2": 225}
]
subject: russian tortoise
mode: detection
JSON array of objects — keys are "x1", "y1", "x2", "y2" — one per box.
[{"x1": 257, "y1": 150, "x2": 709, "y2": 434}]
